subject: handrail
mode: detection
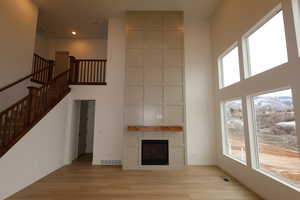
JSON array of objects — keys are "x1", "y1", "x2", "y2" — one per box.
[
  {"x1": 0, "y1": 69, "x2": 71, "y2": 157},
  {"x1": 33, "y1": 53, "x2": 48, "y2": 62},
  {"x1": 0, "y1": 96, "x2": 29, "y2": 116},
  {"x1": 0, "y1": 54, "x2": 54, "y2": 93},
  {"x1": 0, "y1": 70, "x2": 70, "y2": 116},
  {"x1": 0, "y1": 67, "x2": 52, "y2": 93}
]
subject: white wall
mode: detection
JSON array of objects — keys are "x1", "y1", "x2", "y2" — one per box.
[
  {"x1": 184, "y1": 13, "x2": 216, "y2": 165},
  {"x1": 0, "y1": 0, "x2": 38, "y2": 111},
  {"x1": 48, "y1": 38, "x2": 107, "y2": 59},
  {"x1": 0, "y1": 0, "x2": 38, "y2": 87},
  {"x1": 65, "y1": 17, "x2": 126, "y2": 164},
  {"x1": 34, "y1": 33, "x2": 50, "y2": 59},
  {"x1": 0, "y1": 94, "x2": 71, "y2": 200},
  {"x1": 34, "y1": 36, "x2": 107, "y2": 60},
  {"x1": 64, "y1": 100, "x2": 81, "y2": 163},
  {"x1": 211, "y1": 0, "x2": 300, "y2": 199}
]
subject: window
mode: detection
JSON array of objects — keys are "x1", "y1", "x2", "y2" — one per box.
[
  {"x1": 292, "y1": 0, "x2": 300, "y2": 56},
  {"x1": 217, "y1": 4, "x2": 300, "y2": 191},
  {"x1": 222, "y1": 99, "x2": 246, "y2": 162},
  {"x1": 245, "y1": 10, "x2": 288, "y2": 76},
  {"x1": 251, "y1": 89, "x2": 300, "y2": 186},
  {"x1": 219, "y1": 46, "x2": 240, "y2": 88}
]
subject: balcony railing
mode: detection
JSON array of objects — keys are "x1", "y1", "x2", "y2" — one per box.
[
  {"x1": 32, "y1": 54, "x2": 54, "y2": 84},
  {"x1": 69, "y1": 57, "x2": 107, "y2": 85}
]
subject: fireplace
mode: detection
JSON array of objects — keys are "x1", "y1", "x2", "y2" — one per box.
[{"x1": 141, "y1": 140, "x2": 169, "y2": 165}]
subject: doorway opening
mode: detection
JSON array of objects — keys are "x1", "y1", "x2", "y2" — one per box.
[{"x1": 76, "y1": 100, "x2": 96, "y2": 163}]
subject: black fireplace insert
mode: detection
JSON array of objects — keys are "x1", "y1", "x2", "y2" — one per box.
[{"x1": 141, "y1": 140, "x2": 169, "y2": 165}]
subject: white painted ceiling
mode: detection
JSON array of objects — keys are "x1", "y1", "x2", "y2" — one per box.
[{"x1": 32, "y1": 0, "x2": 219, "y2": 39}]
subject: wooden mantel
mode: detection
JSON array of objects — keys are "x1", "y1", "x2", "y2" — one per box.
[{"x1": 128, "y1": 126, "x2": 183, "y2": 132}]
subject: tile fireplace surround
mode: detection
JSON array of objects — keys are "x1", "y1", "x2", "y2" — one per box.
[{"x1": 123, "y1": 11, "x2": 186, "y2": 170}]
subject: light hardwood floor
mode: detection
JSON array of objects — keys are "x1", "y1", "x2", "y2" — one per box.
[{"x1": 8, "y1": 159, "x2": 262, "y2": 200}]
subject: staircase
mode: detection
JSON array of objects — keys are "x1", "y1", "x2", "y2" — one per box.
[{"x1": 0, "y1": 54, "x2": 107, "y2": 158}]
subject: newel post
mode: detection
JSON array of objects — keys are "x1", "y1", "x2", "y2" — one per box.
[
  {"x1": 103, "y1": 60, "x2": 107, "y2": 83},
  {"x1": 75, "y1": 60, "x2": 80, "y2": 84},
  {"x1": 48, "y1": 60, "x2": 54, "y2": 82},
  {"x1": 69, "y1": 56, "x2": 76, "y2": 84},
  {"x1": 27, "y1": 87, "x2": 39, "y2": 124}
]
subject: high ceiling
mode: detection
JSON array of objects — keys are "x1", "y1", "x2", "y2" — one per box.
[{"x1": 32, "y1": 0, "x2": 219, "y2": 39}]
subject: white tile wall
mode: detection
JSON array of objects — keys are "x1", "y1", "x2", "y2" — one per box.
[
  {"x1": 164, "y1": 106, "x2": 184, "y2": 125},
  {"x1": 124, "y1": 12, "x2": 185, "y2": 170},
  {"x1": 127, "y1": 31, "x2": 144, "y2": 49},
  {"x1": 144, "y1": 49, "x2": 163, "y2": 66},
  {"x1": 145, "y1": 14, "x2": 163, "y2": 30},
  {"x1": 164, "y1": 31, "x2": 184, "y2": 49},
  {"x1": 165, "y1": 49, "x2": 183, "y2": 66},
  {"x1": 164, "y1": 15, "x2": 183, "y2": 30},
  {"x1": 164, "y1": 68, "x2": 183, "y2": 85},
  {"x1": 144, "y1": 67, "x2": 163, "y2": 84},
  {"x1": 128, "y1": 14, "x2": 145, "y2": 30},
  {"x1": 144, "y1": 105, "x2": 162, "y2": 124},
  {"x1": 144, "y1": 31, "x2": 163, "y2": 49},
  {"x1": 126, "y1": 105, "x2": 143, "y2": 125},
  {"x1": 127, "y1": 86, "x2": 143, "y2": 105},
  {"x1": 127, "y1": 68, "x2": 143, "y2": 85},
  {"x1": 144, "y1": 86, "x2": 163, "y2": 105},
  {"x1": 164, "y1": 86, "x2": 183, "y2": 105},
  {"x1": 127, "y1": 49, "x2": 144, "y2": 66}
]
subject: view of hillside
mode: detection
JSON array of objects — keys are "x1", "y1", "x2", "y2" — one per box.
[{"x1": 225, "y1": 92, "x2": 300, "y2": 185}]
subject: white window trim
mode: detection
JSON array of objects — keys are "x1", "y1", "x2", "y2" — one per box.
[
  {"x1": 220, "y1": 98, "x2": 247, "y2": 164},
  {"x1": 245, "y1": 95, "x2": 260, "y2": 168},
  {"x1": 254, "y1": 167, "x2": 300, "y2": 192},
  {"x1": 216, "y1": 2, "x2": 300, "y2": 193},
  {"x1": 218, "y1": 42, "x2": 239, "y2": 89},
  {"x1": 248, "y1": 87, "x2": 300, "y2": 189},
  {"x1": 242, "y1": 4, "x2": 285, "y2": 78},
  {"x1": 292, "y1": 0, "x2": 300, "y2": 57}
]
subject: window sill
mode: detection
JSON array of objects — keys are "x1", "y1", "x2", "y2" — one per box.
[
  {"x1": 253, "y1": 167, "x2": 300, "y2": 192},
  {"x1": 223, "y1": 154, "x2": 247, "y2": 166}
]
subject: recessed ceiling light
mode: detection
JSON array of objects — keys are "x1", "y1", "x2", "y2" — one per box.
[{"x1": 72, "y1": 31, "x2": 77, "y2": 36}]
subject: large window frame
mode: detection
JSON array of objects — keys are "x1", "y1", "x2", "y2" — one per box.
[
  {"x1": 242, "y1": 4, "x2": 288, "y2": 78},
  {"x1": 248, "y1": 87, "x2": 300, "y2": 189},
  {"x1": 292, "y1": 0, "x2": 300, "y2": 57},
  {"x1": 217, "y1": 2, "x2": 300, "y2": 192},
  {"x1": 218, "y1": 43, "x2": 241, "y2": 89},
  {"x1": 221, "y1": 98, "x2": 247, "y2": 164}
]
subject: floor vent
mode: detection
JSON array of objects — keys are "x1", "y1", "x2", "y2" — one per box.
[
  {"x1": 100, "y1": 160, "x2": 121, "y2": 165},
  {"x1": 221, "y1": 176, "x2": 231, "y2": 182}
]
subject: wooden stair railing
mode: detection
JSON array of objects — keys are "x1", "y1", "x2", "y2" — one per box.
[
  {"x1": 31, "y1": 54, "x2": 54, "y2": 84},
  {"x1": 0, "y1": 66, "x2": 53, "y2": 93},
  {"x1": 0, "y1": 70, "x2": 71, "y2": 158},
  {"x1": 0, "y1": 54, "x2": 107, "y2": 158},
  {"x1": 69, "y1": 57, "x2": 107, "y2": 85}
]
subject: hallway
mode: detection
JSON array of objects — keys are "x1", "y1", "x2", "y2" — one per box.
[{"x1": 7, "y1": 161, "x2": 261, "y2": 200}]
